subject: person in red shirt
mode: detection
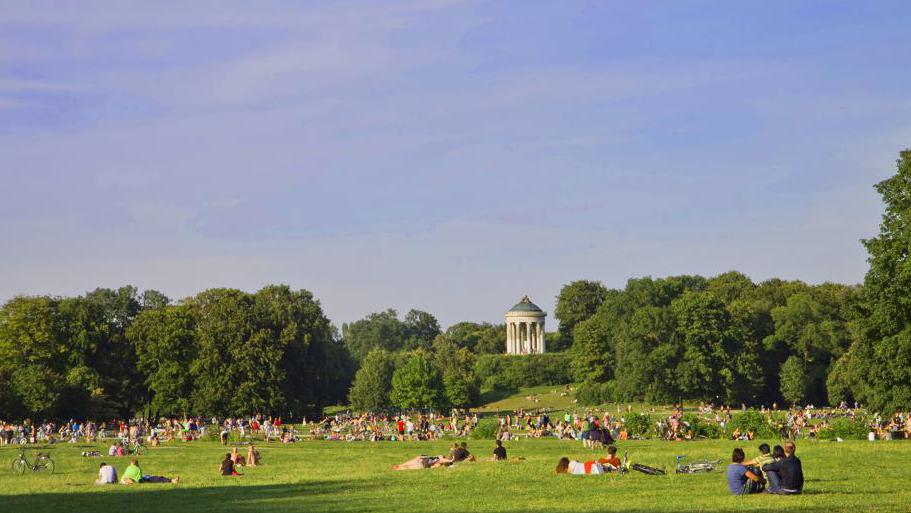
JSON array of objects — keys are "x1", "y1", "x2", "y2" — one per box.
[{"x1": 597, "y1": 445, "x2": 622, "y2": 470}]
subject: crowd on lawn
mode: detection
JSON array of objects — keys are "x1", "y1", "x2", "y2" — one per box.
[{"x1": 3, "y1": 402, "x2": 911, "y2": 448}]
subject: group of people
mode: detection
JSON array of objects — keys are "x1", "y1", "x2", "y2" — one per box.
[
  {"x1": 726, "y1": 441, "x2": 804, "y2": 495},
  {"x1": 392, "y1": 440, "x2": 506, "y2": 470},
  {"x1": 219, "y1": 445, "x2": 261, "y2": 476},
  {"x1": 312, "y1": 411, "x2": 482, "y2": 442},
  {"x1": 94, "y1": 459, "x2": 179, "y2": 485}
]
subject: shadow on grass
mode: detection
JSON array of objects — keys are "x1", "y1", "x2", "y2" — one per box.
[{"x1": 2, "y1": 479, "x2": 383, "y2": 513}]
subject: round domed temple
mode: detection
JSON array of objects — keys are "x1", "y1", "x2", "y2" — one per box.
[{"x1": 505, "y1": 295, "x2": 546, "y2": 354}]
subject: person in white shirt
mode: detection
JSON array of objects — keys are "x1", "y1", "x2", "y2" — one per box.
[{"x1": 96, "y1": 462, "x2": 117, "y2": 484}]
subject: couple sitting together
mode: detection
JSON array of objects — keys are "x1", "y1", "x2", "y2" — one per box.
[
  {"x1": 555, "y1": 445, "x2": 623, "y2": 475},
  {"x1": 95, "y1": 459, "x2": 179, "y2": 485},
  {"x1": 727, "y1": 441, "x2": 804, "y2": 495},
  {"x1": 392, "y1": 442, "x2": 476, "y2": 470}
]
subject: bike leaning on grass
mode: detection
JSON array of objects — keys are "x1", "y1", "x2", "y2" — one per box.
[{"x1": 11, "y1": 449, "x2": 54, "y2": 475}]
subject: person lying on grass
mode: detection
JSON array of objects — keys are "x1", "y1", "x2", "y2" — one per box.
[
  {"x1": 121, "y1": 458, "x2": 180, "y2": 484},
  {"x1": 762, "y1": 441, "x2": 804, "y2": 495},
  {"x1": 392, "y1": 455, "x2": 455, "y2": 470},
  {"x1": 221, "y1": 453, "x2": 243, "y2": 476},
  {"x1": 555, "y1": 457, "x2": 605, "y2": 475},
  {"x1": 726, "y1": 448, "x2": 764, "y2": 495}
]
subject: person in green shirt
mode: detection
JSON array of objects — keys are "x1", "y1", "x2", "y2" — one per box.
[
  {"x1": 745, "y1": 443, "x2": 774, "y2": 478},
  {"x1": 120, "y1": 459, "x2": 179, "y2": 484}
]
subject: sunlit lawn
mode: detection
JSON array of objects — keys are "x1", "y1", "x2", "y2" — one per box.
[{"x1": 0, "y1": 437, "x2": 908, "y2": 513}]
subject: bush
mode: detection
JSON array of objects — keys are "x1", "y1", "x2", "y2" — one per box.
[
  {"x1": 475, "y1": 353, "x2": 572, "y2": 390},
  {"x1": 680, "y1": 413, "x2": 723, "y2": 439},
  {"x1": 471, "y1": 418, "x2": 499, "y2": 440},
  {"x1": 817, "y1": 417, "x2": 870, "y2": 440},
  {"x1": 624, "y1": 413, "x2": 652, "y2": 437},
  {"x1": 725, "y1": 411, "x2": 776, "y2": 439},
  {"x1": 576, "y1": 381, "x2": 616, "y2": 406}
]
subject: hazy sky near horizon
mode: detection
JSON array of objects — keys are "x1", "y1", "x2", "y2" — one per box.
[{"x1": 1, "y1": 1, "x2": 910, "y2": 328}]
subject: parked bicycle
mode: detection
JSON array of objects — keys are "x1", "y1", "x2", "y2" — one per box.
[
  {"x1": 675, "y1": 455, "x2": 719, "y2": 474},
  {"x1": 128, "y1": 439, "x2": 147, "y2": 455},
  {"x1": 10, "y1": 449, "x2": 54, "y2": 475}
]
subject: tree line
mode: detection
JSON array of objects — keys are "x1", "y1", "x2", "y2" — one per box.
[
  {"x1": 561, "y1": 150, "x2": 911, "y2": 414},
  {"x1": 0, "y1": 285, "x2": 352, "y2": 420},
  {"x1": 1, "y1": 150, "x2": 909, "y2": 418}
]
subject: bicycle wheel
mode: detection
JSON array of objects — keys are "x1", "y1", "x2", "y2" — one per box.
[
  {"x1": 35, "y1": 456, "x2": 54, "y2": 474},
  {"x1": 11, "y1": 458, "x2": 27, "y2": 475}
]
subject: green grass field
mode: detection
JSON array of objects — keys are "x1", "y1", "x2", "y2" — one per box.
[{"x1": 1, "y1": 437, "x2": 908, "y2": 513}]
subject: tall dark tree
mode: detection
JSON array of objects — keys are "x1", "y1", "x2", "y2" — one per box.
[{"x1": 403, "y1": 309, "x2": 441, "y2": 351}]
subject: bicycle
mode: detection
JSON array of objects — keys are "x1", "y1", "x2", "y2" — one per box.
[
  {"x1": 622, "y1": 451, "x2": 666, "y2": 476},
  {"x1": 675, "y1": 455, "x2": 719, "y2": 474},
  {"x1": 10, "y1": 449, "x2": 54, "y2": 475},
  {"x1": 125, "y1": 439, "x2": 146, "y2": 455}
]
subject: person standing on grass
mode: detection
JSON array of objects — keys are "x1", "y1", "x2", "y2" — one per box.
[
  {"x1": 726, "y1": 448, "x2": 765, "y2": 495},
  {"x1": 762, "y1": 441, "x2": 804, "y2": 494}
]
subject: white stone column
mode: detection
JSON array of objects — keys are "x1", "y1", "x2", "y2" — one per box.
[
  {"x1": 508, "y1": 322, "x2": 515, "y2": 354},
  {"x1": 530, "y1": 322, "x2": 536, "y2": 353},
  {"x1": 520, "y1": 322, "x2": 526, "y2": 354},
  {"x1": 512, "y1": 322, "x2": 518, "y2": 354},
  {"x1": 538, "y1": 323, "x2": 545, "y2": 353}
]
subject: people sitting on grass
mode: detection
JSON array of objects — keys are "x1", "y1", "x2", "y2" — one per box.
[
  {"x1": 555, "y1": 457, "x2": 605, "y2": 475},
  {"x1": 598, "y1": 445, "x2": 622, "y2": 471},
  {"x1": 392, "y1": 455, "x2": 454, "y2": 470},
  {"x1": 492, "y1": 440, "x2": 507, "y2": 461},
  {"x1": 96, "y1": 462, "x2": 117, "y2": 485},
  {"x1": 231, "y1": 447, "x2": 244, "y2": 467},
  {"x1": 762, "y1": 441, "x2": 804, "y2": 494},
  {"x1": 451, "y1": 442, "x2": 476, "y2": 462},
  {"x1": 726, "y1": 448, "x2": 765, "y2": 495},
  {"x1": 108, "y1": 441, "x2": 124, "y2": 457},
  {"x1": 247, "y1": 443, "x2": 260, "y2": 466},
  {"x1": 744, "y1": 443, "x2": 773, "y2": 472},
  {"x1": 221, "y1": 453, "x2": 243, "y2": 476},
  {"x1": 121, "y1": 458, "x2": 180, "y2": 484}
]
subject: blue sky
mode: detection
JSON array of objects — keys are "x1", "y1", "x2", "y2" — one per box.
[{"x1": 1, "y1": 1, "x2": 909, "y2": 328}]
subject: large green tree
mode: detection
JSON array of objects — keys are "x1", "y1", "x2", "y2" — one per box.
[
  {"x1": 342, "y1": 309, "x2": 407, "y2": 362},
  {"x1": 555, "y1": 280, "x2": 608, "y2": 340},
  {"x1": 852, "y1": 149, "x2": 911, "y2": 412},
  {"x1": 348, "y1": 349, "x2": 397, "y2": 411},
  {"x1": 389, "y1": 352, "x2": 445, "y2": 410}
]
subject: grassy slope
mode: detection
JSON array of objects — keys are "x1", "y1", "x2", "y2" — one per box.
[{"x1": 1, "y1": 438, "x2": 908, "y2": 513}]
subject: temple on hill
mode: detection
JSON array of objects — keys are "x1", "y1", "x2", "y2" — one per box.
[{"x1": 505, "y1": 295, "x2": 546, "y2": 354}]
